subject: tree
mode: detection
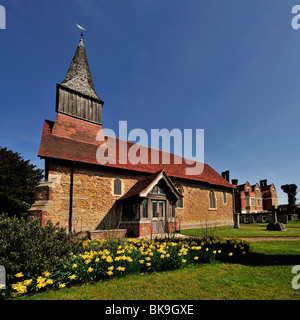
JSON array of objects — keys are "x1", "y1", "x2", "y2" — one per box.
[
  {"x1": 281, "y1": 184, "x2": 298, "y2": 215},
  {"x1": 0, "y1": 147, "x2": 43, "y2": 217}
]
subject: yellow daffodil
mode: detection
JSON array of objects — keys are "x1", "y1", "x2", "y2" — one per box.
[
  {"x1": 59, "y1": 283, "x2": 66, "y2": 289},
  {"x1": 72, "y1": 263, "x2": 77, "y2": 268},
  {"x1": 23, "y1": 279, "x2": 33, "y2": 286},
  {"x1": 15, "y1": 272, "x2": 24, "y2": 278},
  {"x1": 139, "y1": 260, "x2": 144, "y2": 264},
  {"x1": 194, "y1": 256, "x2": 199, "y2": 260},
  {"x1": 69, "y1": 274, "x2": 76, "y2": 280},
  {"x1": 36, "y1": 282, "x2": 46, "y2": 289},
  {"x1": 87, "y1": 267, "x2": 93, "y2": 272},
  {"x1": 37, "y1": 276, "x2": 46, "y2": 284},
  {"x1": 228, "y1": 252, "x2": 233, "y2": 256},
  {"x1": 182, "y1": 259, "x2": 187, "y2": 263},
  {"x1": 42, "y1": 271, "x2": 51, "y2": 277},
  {"x1": 107, "y1": 271, "x2": 113, "y2": 276},
  {"x1": 106, "y1": 256, "x2": 113, "y2": 263}
]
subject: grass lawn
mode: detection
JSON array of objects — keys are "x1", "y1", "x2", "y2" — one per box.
[
  {"x1": 18, "y1": 240, "x2": 300, "y2": 300},
  {"x1": 180, "y1": 220, "x2": 300, "y2": 238}
]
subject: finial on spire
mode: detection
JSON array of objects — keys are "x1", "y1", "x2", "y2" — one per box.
[{"x1": 76, "y1": 23, "x2": 86, "y2": 39}]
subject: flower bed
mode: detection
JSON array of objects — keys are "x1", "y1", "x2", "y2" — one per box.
[{"x1": 9, "y1": 236, "x2": 251, "y2": 298}]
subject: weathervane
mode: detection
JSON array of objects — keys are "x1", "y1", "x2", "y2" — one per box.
[{"x1": 76, "y1": 23, "x2": 86, "y2": 38}]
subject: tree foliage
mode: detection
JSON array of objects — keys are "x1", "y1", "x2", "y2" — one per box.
[
  {"x1": 0, "y1": 147, "x2": 44, "y2": 217},
  {"x1": 0, "y1": 213, "x2": 84, "y2": 284}
]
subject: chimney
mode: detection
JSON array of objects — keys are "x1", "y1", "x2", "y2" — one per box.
[
  {"x1": 260, "y1": 180, "x2": 264, "y2": 187},
  {"x1": 232, "y1": 179, "x2": 238, "y2": 186},
  {"x1": 260, "y1": 179, "x2": 268, "y2": 187},
  {"x1": 222, "y1": 171, "x2": 230, "y2": 182}
]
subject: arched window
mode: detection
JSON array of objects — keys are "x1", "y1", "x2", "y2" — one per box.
[
  {"x1": 114, "y1": 179, "x2": 122, "y2": 195},
  {"x1": 175, "y1": 184, "x2": 184, "y2": 208},
  {"x1": 223, "y1": 191, "x2": 227, "y2": 204},
  {"x1": 209, "y1": 190, "x2": 216, "y2": 209}
]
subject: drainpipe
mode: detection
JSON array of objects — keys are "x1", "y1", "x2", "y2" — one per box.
[{"x1": 69, "y1": 161, "x2": 75, "y2": 233}]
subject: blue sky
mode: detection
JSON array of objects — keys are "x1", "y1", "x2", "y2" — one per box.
[{"x1": 0, "y1": 0, "x2": 299, "y2": 204}]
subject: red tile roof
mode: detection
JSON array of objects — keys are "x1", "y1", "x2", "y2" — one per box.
[{"x1": 38, "y1": 114, "x2": 235, "y2": 189}]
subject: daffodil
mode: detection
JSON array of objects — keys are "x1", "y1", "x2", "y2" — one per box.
[
  {"x1": 42, "y1": 271, "x2": 51, "y2": 277},
  {"x1": 69, "y1": 274, "x2": 76, "y2": 280},
  {"x1": 72, "y1": 263, "x2": 77, "y2": 268},
  {"x1": 15, "y1": 272, "x2": 24, "y2": 278},
  {"x1": 23, "y1": 279, "x2": 33, "y2": 286},
  {"x1": 107, "y1": 271, "x2": 113, "y2": 276},
  {"x1": 87, "y1": 267, "x2": 93, "y2": 272},
  {"x1": 228, "y1": 252, "x2": 233, "y2": 256},
  {"x1": 106, "y1": 256, "x2": 113, "y2": 263},
  {"x1": 59, "y1": 283, "x2": 66, "y2": 289},
  {"x1": 37, "y1": 276, "x2": 46, "y2": 284}
]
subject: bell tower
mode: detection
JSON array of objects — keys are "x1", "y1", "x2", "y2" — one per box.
[{"x1": 56, "y1": 37, "x2": 104, "y2": 125}]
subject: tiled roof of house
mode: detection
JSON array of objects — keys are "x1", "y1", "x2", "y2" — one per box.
[{"x1": 38, "y1": 114, "x2": 235, "y2": 189}]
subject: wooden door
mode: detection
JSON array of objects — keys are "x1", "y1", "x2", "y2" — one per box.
[{"x1": 151, "y1": 200, "x2": 165, "y2": 234}]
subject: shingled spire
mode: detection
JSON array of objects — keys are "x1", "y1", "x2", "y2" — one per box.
[{"x1": 56, "y1": 37, "x2": 104, "y2": 125}]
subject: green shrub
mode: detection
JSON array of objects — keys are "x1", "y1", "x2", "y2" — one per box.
[{"x1": 0, "y1": 213, "x2": 83, "y2": 284}]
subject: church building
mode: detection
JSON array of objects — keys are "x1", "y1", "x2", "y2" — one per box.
[{"x1": 29, "y1": 36, "x2": 235, "y2": 237}]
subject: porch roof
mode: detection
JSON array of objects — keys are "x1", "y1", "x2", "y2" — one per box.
[{"x1": 117, "y1": 170, "x2": 183, "y2": 201}]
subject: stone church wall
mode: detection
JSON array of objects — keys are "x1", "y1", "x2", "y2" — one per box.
[{"x1": 30, "y1": 159, "x2": 233, "y2": 233}]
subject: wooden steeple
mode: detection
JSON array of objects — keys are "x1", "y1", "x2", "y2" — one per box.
[{"x1": 56, "y1": 37, "x2": 104, "y2": 125}]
